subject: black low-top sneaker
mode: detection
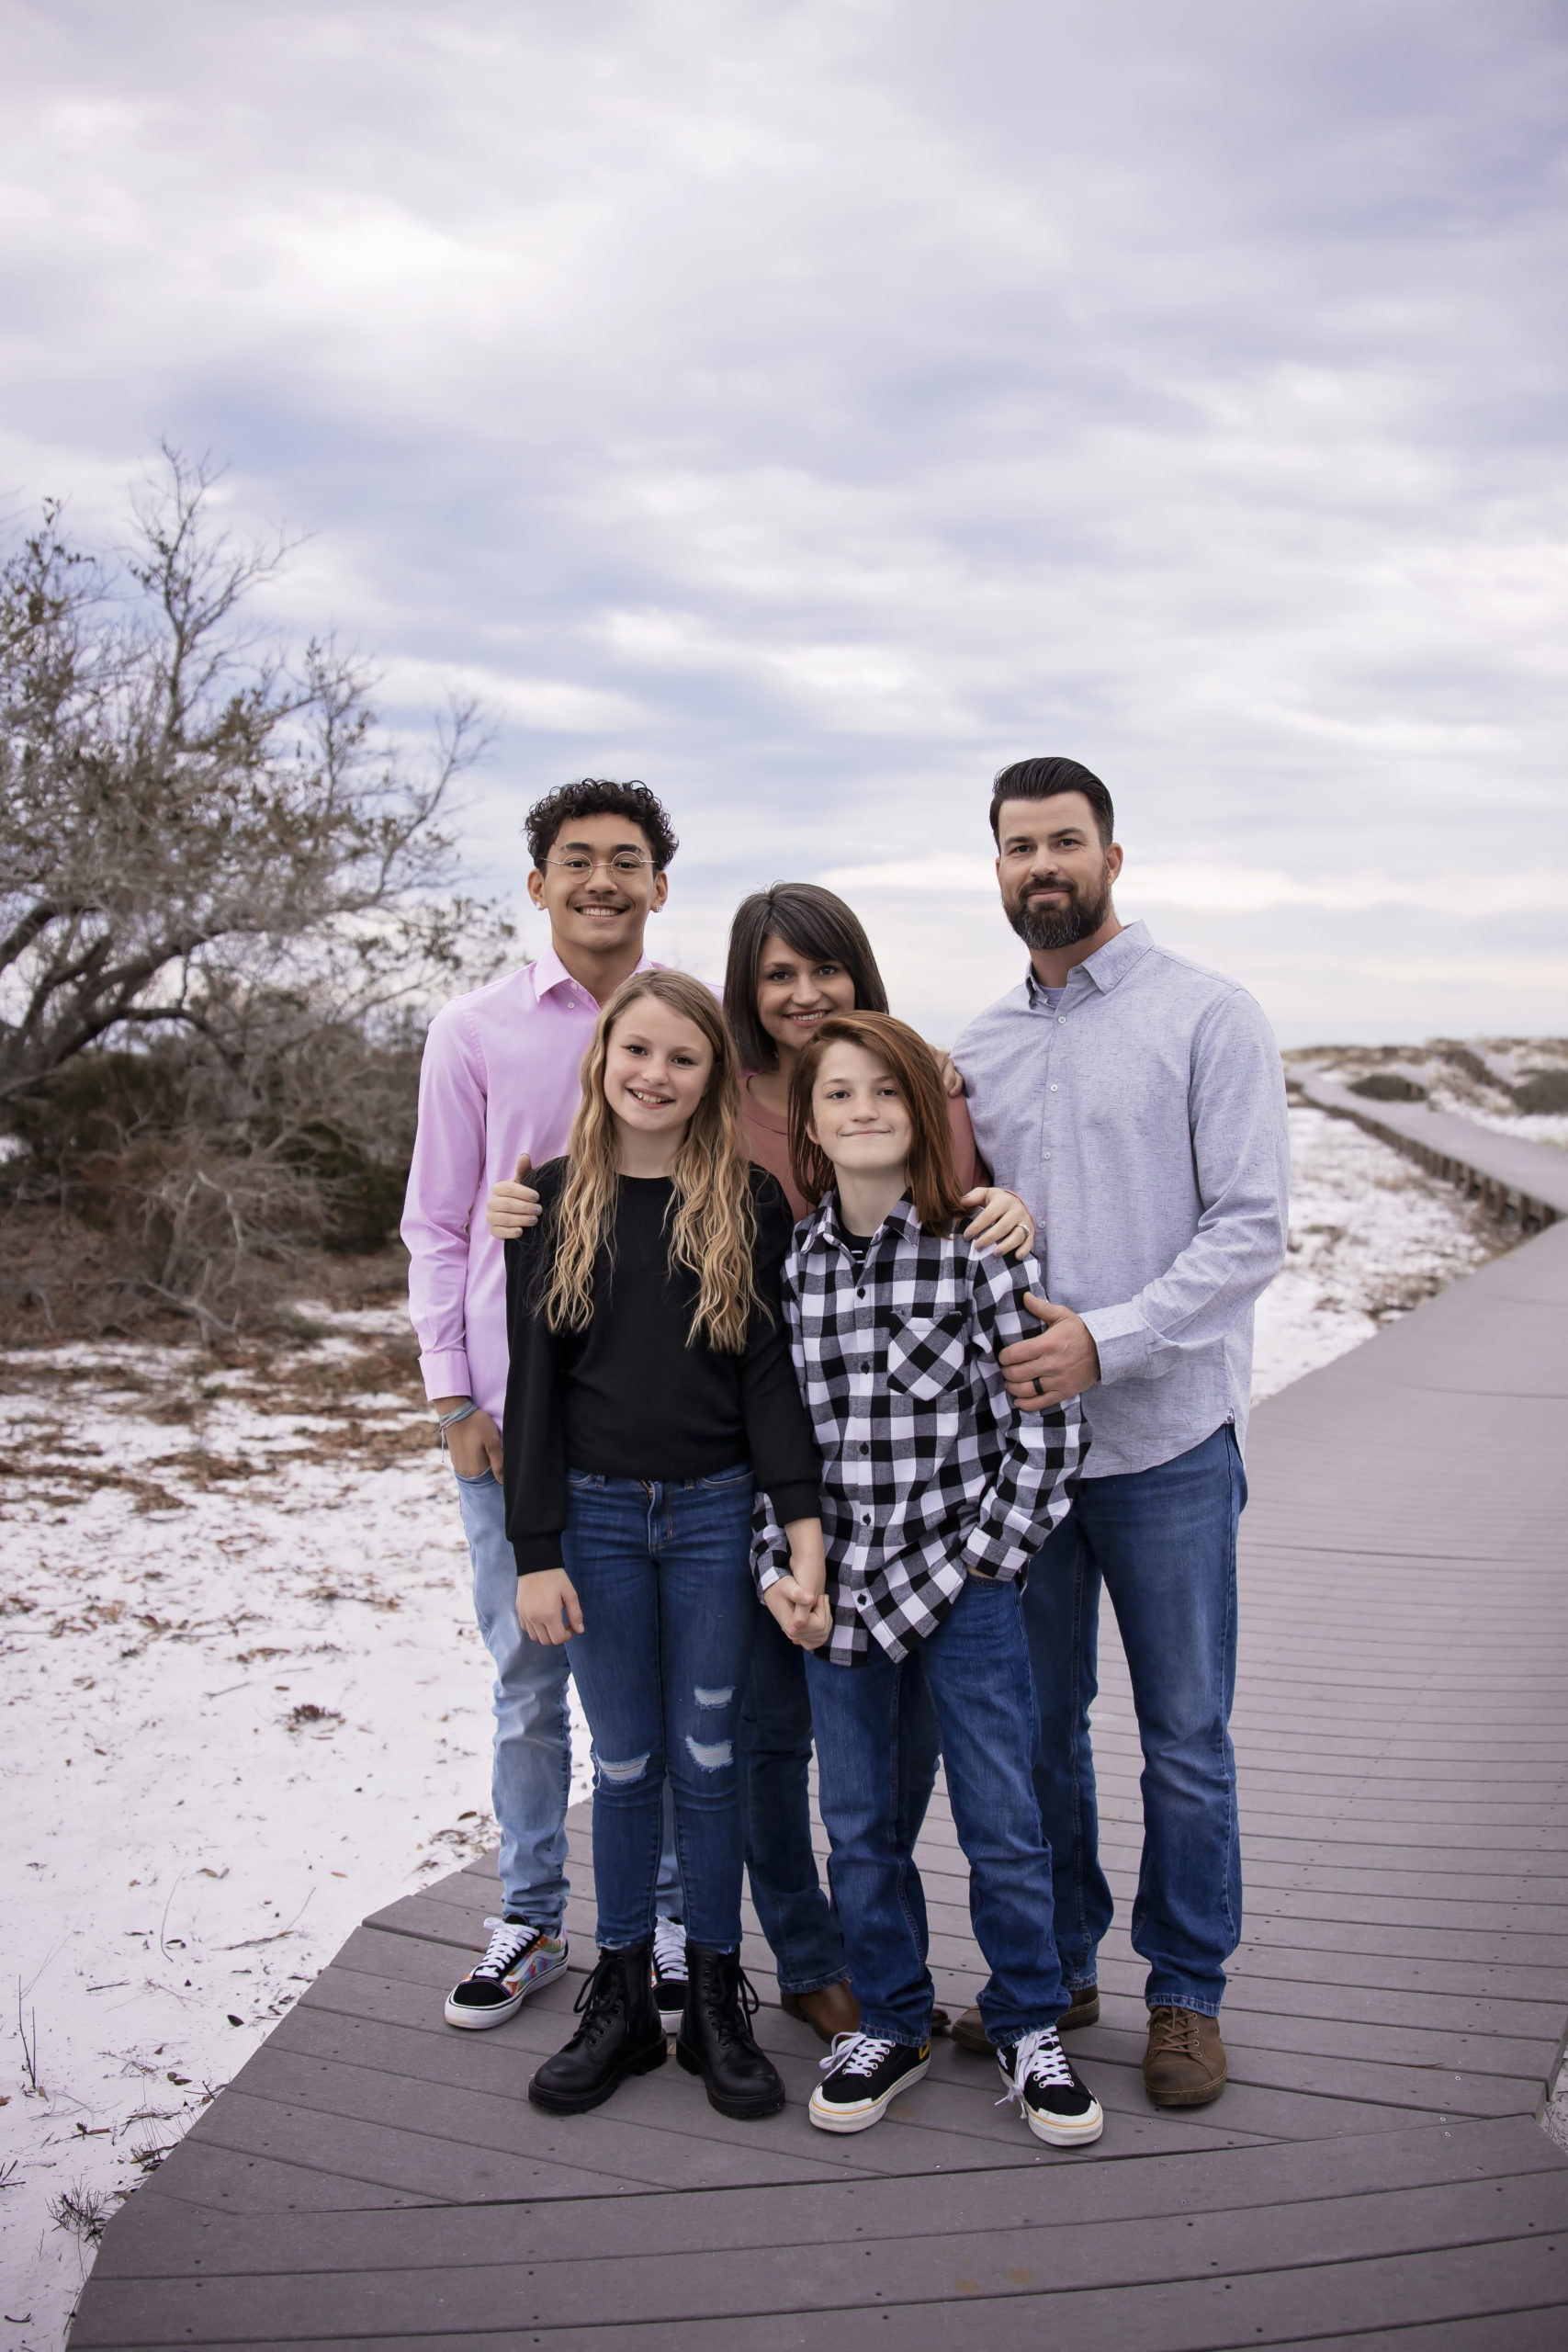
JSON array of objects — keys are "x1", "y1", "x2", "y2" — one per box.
[
  {"x1": 996, "y1": 2025, "x2": 1104, "y2": 2146},
  {"x1": 445, "y1": 1917, "x2": 568, "y2": 2030},
  {"x1": 650, "y1": 1915, "x2": 688, "y2": 2016},
  {"x1": 808, "y1": 2031, "x2": 931, "y2": 2134}
]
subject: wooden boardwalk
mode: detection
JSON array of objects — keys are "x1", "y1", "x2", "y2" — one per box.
[
  {"x1": 71, "y1": 1213, "x2": 1568, "y2": 2346},
  {"x1": 1299, "y1": 1070, "x2": 1568, "y2": 1230}
]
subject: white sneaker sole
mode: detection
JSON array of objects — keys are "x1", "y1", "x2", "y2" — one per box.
[
  {"x1": 807, "y1": 2052, "x2": 931, "y2": 2133},
  {"x1": 1022, "y1": 2097, "x2": 1104, "y2": 2147},
  {"x1": 444, "y1": 1949, "x2": 569, "y2": 2030}
]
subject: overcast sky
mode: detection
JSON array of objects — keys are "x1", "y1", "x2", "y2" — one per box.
[{"x1": 3, "y1": 0, "x2": 1564, "y2": 1044}]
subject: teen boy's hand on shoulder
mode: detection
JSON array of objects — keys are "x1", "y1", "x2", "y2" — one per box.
[{"x1": 515, "y1": 1568, "x2": 583, "y2": 1645}]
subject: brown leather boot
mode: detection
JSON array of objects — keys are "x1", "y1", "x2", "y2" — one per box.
[
  {"x1": 781, "y1": 1980, "x2": 860, "y2": 2042},
  {"x1": 1143, "y1": 2006, "x2": 1227, "y2": 2106},
  {"x1": 952, "y1": 1985, "x2": 1100, "y2": 2055}
]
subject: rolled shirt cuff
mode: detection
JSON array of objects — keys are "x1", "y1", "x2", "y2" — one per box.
[{"x1": 420, "y1": 1348, "x2": 473, "y2": 1404}]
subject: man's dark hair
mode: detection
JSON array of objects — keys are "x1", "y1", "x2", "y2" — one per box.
[
  {"x1": 525, "y1": 778, "x2": 679, "y2": 871},
  {"x1": 988, "y1": 756, "x2": 1114, "y2": 848},
  {"x1": 723, "y1": 883, "x2": 889, "y2": 1072}
]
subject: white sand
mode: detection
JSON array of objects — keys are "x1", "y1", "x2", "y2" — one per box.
[{"x1": 0, "y1": 1109, "x2": 1524, "y2": 2344}]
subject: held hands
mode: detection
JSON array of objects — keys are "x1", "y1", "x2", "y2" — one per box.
[
  {"x1": 960, "y1": 1188, "x2": 1035, "y2": 1261},
  {"x1": 764, "y1": 1577, "x2": 832, "y2": 1649},
  {"x1": 998, "y1": 1293, "x2": 1100, "y2": 1412},
  {"x1": 769, "y1": 1515, "x2": 831, "y2": 1648},
  {"x1": 485, "y1": 1153, "x2": 543, "y2": 1242},
  {"x1": 515, "y1": 1569, "x2": 583, "y2": 1645}
]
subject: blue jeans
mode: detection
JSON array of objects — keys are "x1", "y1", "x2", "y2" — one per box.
[
  {"x1": 456, "y1": 1469, "x2": 678, "y2": 1929},
  {"x1": 740, "y1": 1611, "x2": 942, "y2": 1996},
  {"x1": 807, "y1": 1574, "x2": 1066, "y2": 2047},
  {"x1": 561, "y1": 1467, "x2": 759, "y2": 1952},
  {"x1": 1021, "y1": 1422, "x2": 1246, "y2": 2017}
]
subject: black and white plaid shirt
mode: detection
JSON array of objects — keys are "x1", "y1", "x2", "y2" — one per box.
[{"x1": 754, "y1": 1192, "x2": 1087, "y2": 1666}]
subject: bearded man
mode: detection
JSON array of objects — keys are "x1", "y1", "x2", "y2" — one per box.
[{"x1": 946, "y1": 755, "x2": 1289, "y2": 2109}]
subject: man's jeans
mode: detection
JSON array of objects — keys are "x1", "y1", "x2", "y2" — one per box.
[
  {"x1": 456, "y1": 1469, "x2": 678, "y2": 1930},
  {"x1": 560, "y1": 1466, "x2": 759, "y2": 1952},
  {"x1": 1021, "y1": 1421, "x2": 1246, "y2": 2017},
  {"x1": 807, "y1": 1573, "x2": 1066, "y2": 2047},
  {"x1": 740, "y1": 1610, "x2": 942, "y2": 1996}
]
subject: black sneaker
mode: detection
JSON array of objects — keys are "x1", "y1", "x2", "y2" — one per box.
[
  {"x1": 650, "y1": 1916, "x2": 688, "y2": 2016},
  {"x1": 996, "y1": 2025, "x2": 1104, "y2": 2146},
  {"x1": 444, "y1": 1917, "x2": 568, "y2": 2030},
  {"x1": 808, "y1": 2031, "x2": 931, "y2": 2133}
]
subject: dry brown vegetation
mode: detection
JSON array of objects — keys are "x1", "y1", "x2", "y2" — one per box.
[{"x1": 0, "y1": 450, "x2": 512, "y2": 1342}]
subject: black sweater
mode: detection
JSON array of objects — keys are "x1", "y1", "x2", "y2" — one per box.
[{"x1": 502, "y1": 1159, "x2": 822, "y2": 1576}]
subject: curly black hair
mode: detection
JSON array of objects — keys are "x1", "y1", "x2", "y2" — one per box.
[{"x1": 524, "y1": 778, "x2": 679, "y2": 872}]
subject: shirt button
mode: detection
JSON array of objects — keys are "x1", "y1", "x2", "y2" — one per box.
[
  {"x1": 863, "y1": 1512, "x2": 872, "y2": 1524},
  {"x1": 1049, "y1": 1084, "x2": 1058, "y2": 1092},
  {"x1": 1057, "y1": 1015, "x2": 1066, "y2": 1025},
  {"x1": 857, "y1": 1287, "x2": 865, "y2": 1298},
  {"x1": 860, "y1": 1361, "x2": 870, "y2": 1373},
  {"x1": 859, "y1": 1442, "x2": 869, "y2": 1455},
  {"x1": 1043, "y1": 1151, "x2": 1053, "y2": 1161}
]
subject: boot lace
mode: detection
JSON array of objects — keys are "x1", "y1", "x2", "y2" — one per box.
[
  {"x1": 471, "y1": 1917, "x2": 536, "y2": 1981},
  {"x1": 700, "y1": 1958, "x2": 761, "y2": 2046},
  {"x1": 996, "y1": 2025, "x2": 1073, "y2": 2109},
  {"x1": 1147, "y1": 2004, "x2": 1202, "y2": 2060},
  {"x1": 820, "y1": 2030, "x2": 898, "y2": 2081},
  {"x1": 570, "y1": 1950, "x2": 635, "y2": 2049}
]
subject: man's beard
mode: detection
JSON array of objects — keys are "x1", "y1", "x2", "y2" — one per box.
[{"x1": 1007, "y1": 870, "x2": 1112, "y2": 953}]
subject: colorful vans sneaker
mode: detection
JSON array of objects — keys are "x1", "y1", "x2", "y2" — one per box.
[
  {"x1": 808, "y1": 2031, "x2": 931, "y2": 2133},
  {"x1": 445, "y1": 1917, "x2": 568, "y2": 2030},
  {"x1": 996, "y1": 2025, "x2": 1104, "y2": 2146}
]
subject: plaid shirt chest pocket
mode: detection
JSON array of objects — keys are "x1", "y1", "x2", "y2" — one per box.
[{"x1": 885, "y1": 1306, "x2": 972, "y2": 1403}]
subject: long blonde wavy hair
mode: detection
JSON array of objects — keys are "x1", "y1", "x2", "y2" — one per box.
[{"x1": 542, "y1": 968, "x2": 761, "y2": 1354}]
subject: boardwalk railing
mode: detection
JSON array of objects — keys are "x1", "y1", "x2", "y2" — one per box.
[{"x1": 1299, "y1": 1069, "x2": 1568, "y2": 1233}]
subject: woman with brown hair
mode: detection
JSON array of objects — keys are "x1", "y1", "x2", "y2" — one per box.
[{"x1": 502, "y1": 969, "x2": 829, "y2": 2121}]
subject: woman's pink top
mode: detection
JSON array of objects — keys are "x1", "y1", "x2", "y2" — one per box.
[{"x1": 739, "y1": 1073, "x2": 984, "y2": 1223}]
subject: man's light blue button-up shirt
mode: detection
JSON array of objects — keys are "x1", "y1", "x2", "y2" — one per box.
[{"x1": 950, "y1": 921, "x2": 1290, "y2": 1478}]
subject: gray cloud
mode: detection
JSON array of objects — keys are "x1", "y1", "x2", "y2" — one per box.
[{"x1": 2, "y1": 0, "x2": 1563, "y2": 1041}]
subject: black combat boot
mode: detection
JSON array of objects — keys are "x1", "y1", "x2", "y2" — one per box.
[
  {"x1": 677, "y1": 1943, "x2": 786, "y2": 2119},
  {"x1": 527, "y1": 1944, "x2": 667, "y2": 2115}
]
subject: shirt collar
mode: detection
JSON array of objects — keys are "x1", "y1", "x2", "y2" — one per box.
[
  {"x1": 532, "y1": 942, "x2": 662, "y2": 1005},
  {"x1": 806, "y1": 1187, "x2": 919, "y2": 1257},
  {"x1": 1024, "y1": 918, "x2": 1153, "y2": 1006}
]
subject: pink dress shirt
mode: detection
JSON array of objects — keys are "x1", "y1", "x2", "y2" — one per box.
[{"x1": 401, "y1": 944, "x2": 662, "y2": 1420}]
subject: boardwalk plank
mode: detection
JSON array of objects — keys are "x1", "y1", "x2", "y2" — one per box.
[{"x1": 70, "y1": 1201, "x2": 1568, "y2": 2347}]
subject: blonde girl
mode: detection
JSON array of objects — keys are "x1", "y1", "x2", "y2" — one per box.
[{"x1": 502, "y1": 969, "x2": 826, "y2": 2122}]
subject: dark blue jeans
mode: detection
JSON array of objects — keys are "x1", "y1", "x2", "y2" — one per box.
[
  {"x1": 740, "y1": 1608, "x2": 941, "y2": 1996},
  {"x1": 1022, "y1": 1421, "x2": 1246, "y2": 2017},
  {"x1": 561, "y1": 1467, "x2": 759, "y2": 1953},
  {"x1": 807, "y1": 1573, "x2": 1066, "y2": 2047}
]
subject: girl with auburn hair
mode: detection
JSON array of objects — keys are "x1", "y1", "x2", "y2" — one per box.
[
  {"x1": 502, "y1": 968, "x2": 828, "y2": 2122},
  {"x1": 753, "y1": 1009, "x2": 1105, "y2": 2150}
]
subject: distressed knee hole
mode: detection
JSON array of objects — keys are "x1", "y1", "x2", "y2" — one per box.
[
  {"x1": 693, "y1": 1685, "x2": 732, "y2": 1708},
  {"x1": 597, "y1": 1752, "x2": 650, "y2": 1785},
  {"x1": 684, "y1": 1734, "x2": 733, "y2": 1771}
]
